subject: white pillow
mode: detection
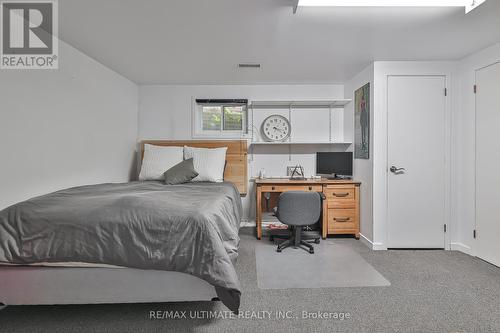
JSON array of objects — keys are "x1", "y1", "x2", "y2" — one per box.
[
  {"x1": 184, "y1": 146, "x2": 227, "y2": 182},
  {"x1": 139, "y1": 144, "x2": 184, "y2": 181}
]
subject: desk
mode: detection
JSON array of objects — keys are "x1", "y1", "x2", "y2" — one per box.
[{"x1": 255, "y1": 178, "x2": 361, "y2": 240}]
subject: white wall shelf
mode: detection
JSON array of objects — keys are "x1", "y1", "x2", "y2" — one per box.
[
  {"x1": 250, "y1": 141, "x2": 352, "y2": 145},
  {"x1": 248, "y1": 98, "x2": 353, "y2": 161},
  {"x1": 249, "y1": 99, "x2": 352, "y2": 144},
  {"x1": 250, "y1": 100, "x2": 351, "y2": 109}
]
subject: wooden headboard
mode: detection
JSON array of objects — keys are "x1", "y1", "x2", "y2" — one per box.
[{"x1": 141, "y1": 140, "x2": 248, "y2": 196}]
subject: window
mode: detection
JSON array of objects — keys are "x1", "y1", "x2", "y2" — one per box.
[
  {"x1": 223, "y1": 106, "x2": 245, "y2": 131},
  {"x1": 202, "y1": 106, "x2": 222, "y2": 131},
  {"x1": 194, "y1": 99, "x2": 248, "y2": 138}
]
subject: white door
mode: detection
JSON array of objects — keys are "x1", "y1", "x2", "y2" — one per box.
[
  {"x1": 387, "y1": 76, "x2": 447, "y2": 248},
  {"x1": 475, "y1": 62, "x2": 500, "y2": 267}
]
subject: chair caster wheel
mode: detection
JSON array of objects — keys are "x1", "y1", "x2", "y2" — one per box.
[
  {"x1": 309, "y1": 249, "x2": 314, "y2": 254},
  {"x1": 277, "y1": 248, "x2": 282, "y2": 253},
  {"x1": 314, "y1": 239, "x2": 320, "y2": 244}
]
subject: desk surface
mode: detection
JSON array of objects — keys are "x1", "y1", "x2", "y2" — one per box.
[{"x1": 255, "y1": 178, "x2": 361, "y2": 185}]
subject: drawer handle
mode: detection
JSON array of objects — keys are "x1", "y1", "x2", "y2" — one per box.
[
  {"x1": 309, "y1": 186, "x2": 313, "y2": 191},
  {"x1": 271, "y1": 186, "x2": 275, "y2": 191},
  {"x1": 334, "y1": 217, "x2": 351, "y2": 222},
  {"x1": 332, "y1": 192, "x2": 349, "y2": 197}
]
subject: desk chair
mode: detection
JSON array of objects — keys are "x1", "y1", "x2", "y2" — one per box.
[{"x1": 270, "y1": 191, "x2": 322, "y2": 254}]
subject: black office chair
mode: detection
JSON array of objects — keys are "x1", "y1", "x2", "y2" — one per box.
[{"x1": 270, "y1": 191, "x2": 322, "y2": 254}]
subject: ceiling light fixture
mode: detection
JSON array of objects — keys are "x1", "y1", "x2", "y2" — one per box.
[{"x1": 293, "y1": 0, "x2": 486, "y2": 14}]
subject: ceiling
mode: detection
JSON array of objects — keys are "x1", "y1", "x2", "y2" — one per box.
[{"x1": 59, "y1": 0, "x2": 500, "y2": 85}]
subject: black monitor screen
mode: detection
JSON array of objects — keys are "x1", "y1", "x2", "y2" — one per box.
[{"x1": 316, "y1": 152, "x2": 353, "y2": 176}]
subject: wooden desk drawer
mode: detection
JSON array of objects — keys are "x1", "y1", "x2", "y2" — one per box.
[
  {"x1": 324, "y1": 187, "x2": 355, "y2": 200},
  {"x1": 328, "y1": 209, "x2": 357, "y2": 230},
  {"x1": 327, "y1": 200, "x2": 356, "y2": 209},
  {"x1": 260, "y1": 185, "x2": 323, "y2": 193}
]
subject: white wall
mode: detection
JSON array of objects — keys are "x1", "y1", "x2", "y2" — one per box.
[
  {"x1": 453, "y1": 41, "x2": 500, "y2": 255},
  {"x1": 138, "y1": 84, "x2": 347, "y2": 221},
  {"x1": 371, "y1": 61, "x2": 456, "y2": 250},
  {"x1": 0, "y1": 40, "x2": 138, "y2": 209},
  {"x1": 345, "y1": 64, "x2": 374, "y2": 244}
]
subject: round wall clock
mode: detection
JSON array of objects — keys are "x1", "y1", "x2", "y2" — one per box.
[{"x1": 261, "y1": 115, "x2": 291, "y2": 142}]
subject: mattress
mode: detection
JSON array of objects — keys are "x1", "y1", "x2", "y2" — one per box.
[{"x1": 0, "y1": 181, "x2": 242, "y2": 311}]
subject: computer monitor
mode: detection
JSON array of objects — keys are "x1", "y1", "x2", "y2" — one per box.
[{"x1": 316, "y1": 152, "x2": 353, "y2": 178}]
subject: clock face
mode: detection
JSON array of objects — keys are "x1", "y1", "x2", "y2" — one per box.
[{"x1": 261, "y1": 115, "x2": 291, "y2": 142}]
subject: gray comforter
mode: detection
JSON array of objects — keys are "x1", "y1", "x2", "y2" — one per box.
[{"x1": 0, "y1": 181, "x2": 242, "y2": 311}]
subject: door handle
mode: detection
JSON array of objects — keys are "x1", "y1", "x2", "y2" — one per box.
[{"x1": 390, "y1": 166, "x2": 406, "y2": 174}]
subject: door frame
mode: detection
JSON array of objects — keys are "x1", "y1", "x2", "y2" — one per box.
[
  {"x1": 474, "y1": 60, "x2": 500, "y2": 258},
  {"x1": 386, "y1": 75, "x2": 450, "y2": 249},
  {"x1": 371, "y1": 62, "x2": 454, "y2": 251}
]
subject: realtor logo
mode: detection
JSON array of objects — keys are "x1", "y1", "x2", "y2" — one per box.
[{"x1": 1, "y1": 0, "x2": 58, "y2": 69}]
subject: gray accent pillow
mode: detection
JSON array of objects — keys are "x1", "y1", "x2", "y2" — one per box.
[{"x1": 163, "y1": 158, "x2": 199, "y2": 185}]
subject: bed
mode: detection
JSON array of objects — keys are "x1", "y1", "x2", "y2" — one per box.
[{"x1": 0, "y1": 140, "x2": 248, "y2": 312}]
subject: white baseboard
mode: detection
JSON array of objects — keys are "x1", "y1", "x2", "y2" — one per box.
[
  {"x1": 450, "y1": 242, "x2": 473, "y2": 256},
  {"x1": 241, "y1": 220, "x2": 256, "y2": 228},
  {"x1": 346, "y1": 234, "x2": 473, "y2": 254},
  {"x1": 372, "y1": 242, "x2": 387, "y2": 251},
  {"x1": 358, "y1": 233, "x2": 373, "y2": 249},
  {"x1": 359, "y1": 233, "x2": 386, "y2": 251}
]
